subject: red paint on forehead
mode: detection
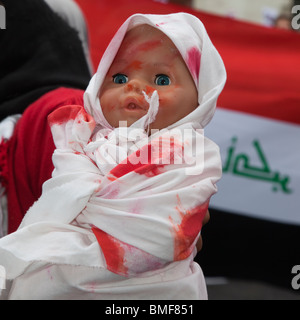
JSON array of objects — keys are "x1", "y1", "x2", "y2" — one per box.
[
  {"x1": 121, "y1": 37, "x2": 162, "y2": 57},
  {"x1": 186, "y1": 47, "x2": 201, "y2": 82},
  {"x1": 127, "y1": 60, "x2": 143, "y2": 71},
  {"x1": 136, "y1": 40, "x2": 162, "y2": 52}
]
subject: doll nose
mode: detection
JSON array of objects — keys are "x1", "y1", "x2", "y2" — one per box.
[{"x1": 124, "y1": 79, "x2": 144, "y2": 94}]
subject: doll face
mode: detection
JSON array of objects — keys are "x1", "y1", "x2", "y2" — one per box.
[{"x1": 100, "y1": 25, "x2": 198, "y2": 131}]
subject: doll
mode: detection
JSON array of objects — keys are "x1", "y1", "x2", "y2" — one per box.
[{"x1": 0, "y1": 13, "x2": 226, "y2": 300}]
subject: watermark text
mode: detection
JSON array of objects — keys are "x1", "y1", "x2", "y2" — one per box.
[
  {"x1": 292, "y1": 5, "x2": 300, "y2": 30},
  {"x1": 291, "y1": 265, "x2": 300, "y2": 290},
  {"x1": 0, "y1": 265, "x2": 5, "y2": 290},
  {"x1": 0, "y1": 4, "x2": 5, "y2": 29},
  {"x1": 85, "y1": 122, "x2": 205, "y2": 176}
]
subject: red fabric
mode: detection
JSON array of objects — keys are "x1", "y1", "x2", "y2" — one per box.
[
  {"x1": 0, "y1": 139, "x2": 9, "y2": 190},
  {"x1": 76, "y1": 0, "x2": 300, "y2": 125},
  {"x1": 7, "y1": 87, "x2": 85, "y2": 233}
]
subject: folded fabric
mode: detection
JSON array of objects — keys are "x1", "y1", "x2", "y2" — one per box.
[{"x1": 0, "y1": 103, "x2": 220, "y2": 299}]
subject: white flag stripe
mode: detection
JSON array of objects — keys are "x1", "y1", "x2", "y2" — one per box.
[{"x1": 205, "y1": 108, "x2": 300, "y2": 225}]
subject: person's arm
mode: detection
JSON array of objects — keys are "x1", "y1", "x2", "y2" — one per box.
[{"x1": 6, "y1": 88, "x2": 85, "y2": 233}]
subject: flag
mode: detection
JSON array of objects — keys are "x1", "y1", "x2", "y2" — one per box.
[{"x1": 75, "y1": 0, "x2": 300, "y2": 288}]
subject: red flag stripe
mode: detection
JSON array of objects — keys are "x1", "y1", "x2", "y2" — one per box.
[{"x1": 75, "y1": 0, "x2": 300, "y2": 125}]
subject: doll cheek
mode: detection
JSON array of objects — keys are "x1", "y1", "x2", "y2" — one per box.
[
  {"x1": 100, "y1": 94, "x2": 117, "y2": 111},
  {"x1": 101, "y1": 103, "x2": 114, "y2": 111},
  {"x1": 107, "y1": 105, "x2": 116, "y2": 111},
  {"x1": 157, "y1": 86, "x2": 180, "y2": 107},
  {"x1": 158, "y1": 95, "x2": 171, "y2": 107}
]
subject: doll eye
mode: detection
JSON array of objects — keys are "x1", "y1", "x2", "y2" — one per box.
[
  {"x1": 113, "y1": 74, "x2": 128, "y2": 84},
  {"x1": 155, "y1": 74, "x2": 171, "y2": 86}
]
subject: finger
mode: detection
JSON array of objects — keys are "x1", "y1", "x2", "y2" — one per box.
[
  {"x1": 202, "y1": 209, "x2": 210, "y2": 226},
  {"x1": 197, "y1": 210, "x2": 210, "y2": 252},
  {"x1": 196, "y1": 235, "x2": 203, "y2": 252}
]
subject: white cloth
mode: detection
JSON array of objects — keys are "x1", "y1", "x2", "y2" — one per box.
[{"x1": 0, "y1": 13, "x2": 226, "y2": 300}]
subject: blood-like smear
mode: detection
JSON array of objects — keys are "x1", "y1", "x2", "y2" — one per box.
[
  {"x1": 186, "y1": 47, "x2": 201, "y2": 82},
  {"x1": 127, "y1": 60, "x2": 143, "y2": 71},
  {"x1": 156, "y1": 22, "x2": 167, "y2": 27},
  {"x1": 145, "y1": 85, "x2": 155, "y2": 96},
  {"x1": 109, "y1": 144, "x2": 165, "y2": 179},
  {"x1": 48, "y1": 105, "x2": 95, "y2": 131},
  {"x1": 92, "y1": 226, "x2": 165, "y2": 275},
  {"x1": 136, "y1": 40, "x2": 162, "y2": 52},
  {"x1": 92, "y1": 227, "x2": 128, "y2": 276},
  {"x1": 170, "y1": 195, "x2": 209, "y2": 261},
  {"x1": 109, "y1": 136, "x2": 184, "y2": 179}
]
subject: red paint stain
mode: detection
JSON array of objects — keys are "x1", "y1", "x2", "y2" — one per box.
[
  {"x1": 135, "y1": 162, "x2": 164, "y2": 177},
  {"x1": 186, "y1": 47, "x2": 201, "y2": 82},
  {"x1": 109, "y1": 144, "x2": 165, "y2": 179},
  {"x1": 127, "y1": 60, "x2": 143, "y2": 70},
  {"x1": 92, "y1": 227, "x2": 166, "y2": 275},
  {"x1": 48, "y1": 105, "x2": 95, "y2": 132},
  {"x1": 92, "y1": 227, "x2": 128, "y2": 276},
  {"x1": 170, "y1": 195, "x2": 209, "y2": 261},
  {"x1": 109, "y1": 137, "x2": 184, "y2": 179},
  {"x1": 126, "y1": 83, "x2": 133, "y2": 91},
  {"x1": 156, "y1": 22, "x2": 167, "y2": 27},
  {"x1": 107, "y1": 175, "x2": 117, "y2": 182},
  {"x1": 136, "y1": 40, "x2": 162, "y2": 52},
  {"x1": 145, "y1": 85, "x2": 155, "y2": 96}
]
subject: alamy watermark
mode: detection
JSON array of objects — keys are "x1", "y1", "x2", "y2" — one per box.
[
  {"x1": 0, "y1": 3, "x2": 5, "y2": 30},
  {"x1": 292, "y1": 5, "x2": 300, "y2": 30},
  {"x1": 86, "y1": 121, "x2": 205, "y2": 176},
  {"x1": 0, "y1": 265, "x2": 5, "y2": 290},
  {"x1": 291, "y1": 265, "x2": 300, "y2": 290}
]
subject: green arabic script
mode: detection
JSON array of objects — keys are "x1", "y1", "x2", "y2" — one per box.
[{"x1": 223, "y1": 137, "x2": 292, "y2": 194}]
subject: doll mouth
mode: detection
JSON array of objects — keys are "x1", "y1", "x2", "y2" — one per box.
[
  {"x1": 124, "y1": 97, "x2": 147, "y2": 112},
  {"x1": 127, "y1": 103, "x2": 141, "y2": 110}
]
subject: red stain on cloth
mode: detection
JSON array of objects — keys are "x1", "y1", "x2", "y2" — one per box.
[
  {"x1": 170, "y1": 195, "x2": 209, "y2": 261},
  {"x1": 186, "y1": 47, "x2": 201, "y2": 82},
  {"x1": 109, "y1": 144, "x2": 165, "y2": 179},
  {"x1": 6, "y1": 87, "x2": 85, "y2": 233},
  {"x1": 109, "y1": 136, "x2": 183, "y2": 180},
  {"x1": 48, "y1": 104, "x2": 95, "y2": 130},
  {"x1": 92, "y1": 227, "x2": 166, "y2": 276},
  {"x1": 92, "y1": 227, "x2": 128, "y2": 276}
]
